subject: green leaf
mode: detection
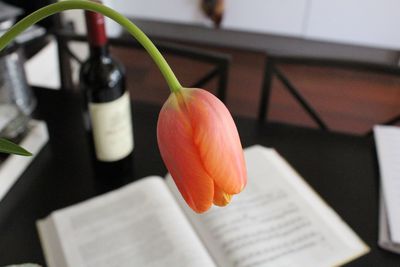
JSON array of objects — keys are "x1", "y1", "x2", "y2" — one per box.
[{"x1": 0, "y1": 138, "x2": 32, "y2": 156}]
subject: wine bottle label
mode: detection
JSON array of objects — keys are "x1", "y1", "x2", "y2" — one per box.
[{"x1": 89, "y1": 92, "x2": 134, "y2": 162}]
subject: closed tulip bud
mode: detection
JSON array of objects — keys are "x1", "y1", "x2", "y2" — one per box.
[{"x1": 157, "y1": 88, "x2": 247, "y2": 213}]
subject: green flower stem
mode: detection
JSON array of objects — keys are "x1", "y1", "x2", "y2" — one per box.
[{"x1": 0, "y1": 0, "x2": 182, "y2": 93}]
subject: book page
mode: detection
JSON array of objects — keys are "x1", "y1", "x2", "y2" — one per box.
[
  {"x1": 37, "y1": 176, "x2": 216, "y2": 267},
  {"x1": 166, "y1": 146, "x2": 369, "y2": 267}
]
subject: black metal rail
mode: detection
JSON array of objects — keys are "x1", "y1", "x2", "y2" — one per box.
[
  {"x1": 55, "y1": 30, "x2": 231, "y2": 102},
  {"x1": 258, "y1": 54, "x2": 400, "y2": 135}
]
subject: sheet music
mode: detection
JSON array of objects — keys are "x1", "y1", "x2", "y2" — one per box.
[
  {"x1": 38, "y1": 177, "x2": 216, "y2": 267},
  {"x1": 374, "y1": 125, "x2": 400, "y2": 243},
  {"x1": 167, "y1": 146, "x2": 368, "y2": 267}
]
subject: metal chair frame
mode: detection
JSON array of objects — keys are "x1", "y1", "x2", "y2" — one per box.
[
  {"x1": 55, "y1": 29, "x2": 231, "y2": 102},
  {"x1": 258, "y1": 54, "x2": 400, "y2": 134}
]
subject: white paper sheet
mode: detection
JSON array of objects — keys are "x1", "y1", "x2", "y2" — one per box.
[
  {"x1": 378, "y1": 192, "x2": 400, "y2": 253},
  {"x1": 374, "y1": 125, "x2": 400, "y2": 243},
  {"x1": 24, "y1": 39, "x2": 60, "y2": 90}
]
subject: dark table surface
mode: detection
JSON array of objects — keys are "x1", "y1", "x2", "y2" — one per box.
[{"x1": 0, "y1": 87, "x2": 399, "y2": 266}]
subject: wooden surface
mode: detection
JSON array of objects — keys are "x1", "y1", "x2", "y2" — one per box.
[{"x1": 111, "y1": 45, "x2": 400, "y2": 135}]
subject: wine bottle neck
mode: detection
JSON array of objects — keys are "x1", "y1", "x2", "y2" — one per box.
[
  {"x1": 89, "y1": 45, "x2": 109, "y2": 58},
  {"x1": 85, "y1": 10, "x2": 108, "y2": 47}
]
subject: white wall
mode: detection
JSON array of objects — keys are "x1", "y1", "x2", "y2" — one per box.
[
  {"x1": 222, "y1": 0, "x2": 308, "y2": 37},
  {"x1": 117, "y1": 0, "x2": 308, "y2": 37},
  {"x1": 109, "y1": 0, "x2": 400, "y2": 61},
  {"x1": 112, "y1": 0, "x2": 210, "y2": 26},
  {"x1": 305, "y1": 0, "x2": 400, "y2": 50}
]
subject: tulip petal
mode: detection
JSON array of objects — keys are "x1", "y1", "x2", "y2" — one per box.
[
  {"x1": 157, "y1": 92, "x2": 214, "y2": 213},
  {"x1": 184, "y1": 89, "x2": 247, "y2": 194},
  {"x1": 213, "y1": 183, "x2": 232, "y2": 207}
]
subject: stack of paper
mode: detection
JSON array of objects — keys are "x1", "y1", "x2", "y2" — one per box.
[
  {"x1": 374, "y1": 125, "x2": 400, "y2": 253},
  {"x1": 0, "y1": 120, "x2": 49, "y2": 202}
]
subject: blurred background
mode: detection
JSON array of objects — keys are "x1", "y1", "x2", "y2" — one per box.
[{"x1": 4, "y1": 0, "x2": 400, "y2": 134}]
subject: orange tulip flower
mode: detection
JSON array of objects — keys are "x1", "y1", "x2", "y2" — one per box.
[
  {"x1": 157, "y1": 88, "x2": 247, "y2": 213},
  {"x1": 1, "y1": 0, "x2": 246, "y2": 213}
]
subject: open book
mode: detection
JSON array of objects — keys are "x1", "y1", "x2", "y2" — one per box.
[{"x1": 37, "y1": 145, "x2": 369, "y2": 267}]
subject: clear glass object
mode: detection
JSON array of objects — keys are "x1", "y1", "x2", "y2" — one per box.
[{"x1": 0, "y1": 43, "x2": 36, "y2": 139}]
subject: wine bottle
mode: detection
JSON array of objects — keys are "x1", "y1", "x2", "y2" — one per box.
[{"x1": 80, "y1": 9, "x2": 134, "y2": 180}]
